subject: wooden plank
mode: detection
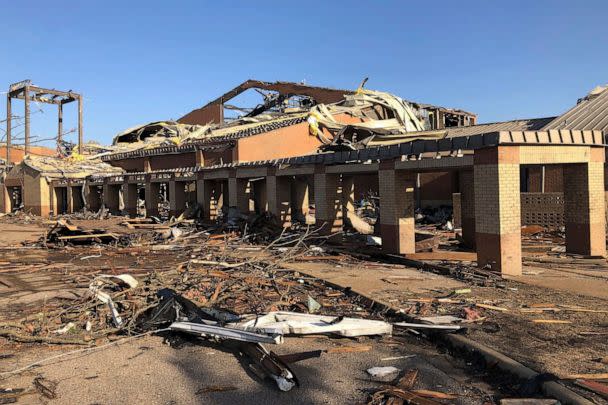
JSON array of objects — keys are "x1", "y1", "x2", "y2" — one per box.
[{"x1": 58, "y1": 233, "x2": 117, "y2": 240}]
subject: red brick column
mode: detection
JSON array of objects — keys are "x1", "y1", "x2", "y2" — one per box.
[
  {"x1": 145, "y1": 182, "x2": 160, "y2": 217},
  {"x1": 0, "y1": 185, "x2": 10, "y2": 213},
  {"x1": 103, "y1": 183, "x2": 121, "y2": 215},
  {"x1": 378, "y1": 165, "x2": 416, "y2": 254},
  {"x1": 196, "y1": 179, "x2": 221, "y2": 220},
  {"x1": 563, "y1": 148, "x2": 606, "y2": 257},
  {"x1": 66, "y1": 186, "x2": 74, "y2": 214},
  {"x1": 169, "y1": 180, "x2": 186, "y2": 218},
  {"x1": 474, "y1": 146, "x2": 522, "y2": 276},
  {"x1": 314, "y1": 168, "x2": 342, "y2": 234},
  {"x1": 266, "y1": 175, "x2": 292, "y2": 227},
  {"x1": 123, "y1": 183, "x2": 138, "y2": 217},
  {"x1": 459, "y1": 169, "x2": 476, "y2": 249}
]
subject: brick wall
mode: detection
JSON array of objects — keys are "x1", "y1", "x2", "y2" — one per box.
[{"x1": 526, "y1": 165, "x2": 563, "y2": 192}]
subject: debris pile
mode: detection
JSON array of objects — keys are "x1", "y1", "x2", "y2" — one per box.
[
  {"x1": 1, "y1": 226, "x2": 395, "y2": 392},
  {"x1": 43, "y1": 219, "x2": 119, "y2": 246}
]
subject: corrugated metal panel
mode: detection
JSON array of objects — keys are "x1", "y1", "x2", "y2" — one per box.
[
  {"x1": 444, "y1": 117, "x2": 555, "y2": 138},
  {"x1": 401, "y1": 117, "x2": 555, "y2": 140},
  {"x1": 543, "y1": 87, "x2": 608, "y2": 131}
]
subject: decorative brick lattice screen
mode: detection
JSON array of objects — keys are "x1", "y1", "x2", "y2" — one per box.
[{"x1": 521, "y1": 192, "x2": 564, "y2": 229}]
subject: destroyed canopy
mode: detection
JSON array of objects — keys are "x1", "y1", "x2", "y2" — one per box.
[
  {"x1": 107, "y1": 88, "x2": 450, "y2": 155},
  {"x1": 20, "y1": 154, "x2": 123, "y2": 180}
]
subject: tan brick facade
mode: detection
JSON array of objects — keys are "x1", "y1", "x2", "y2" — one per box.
[
  {"x1": 474, "y1": 146, "x2": 522, "y2": 276},
  {"x1": 378, "y1": 169, "x2": 415, "y2": 254}
]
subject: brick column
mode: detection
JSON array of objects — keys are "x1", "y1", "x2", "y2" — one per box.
[
  {"x1": 252, "y1": 180, "x2": 267, "y2": 214},
  {"x1": 266, "y1": 175, "x2": 291, "y2": 227},
  {"x1": 103, "y1": 184, "x2": 120, "y2": 214},
  {"x1": 197, "y1": 179, "x2": 221, "y2": 220},
  {"x1": 0, "y1": 185, "x2": 10, "y2": 213},
  {"x1": 291, "y1": 177, "x2": 310, "y2": 223},
  {"x1": 123, "y1": 183, "x2": 138, "y2": 217},
  {"x1": 87, "y1": 185, "x2": 102, "y2": 212},
  {"x1": 474, "y1": 146, "x2": 521, "y2": 276},
  {"x1": 228, "y1": 177, "x2": 249, "y2": 213},
  {"x1": 563, "y1": 148, "x2": 606, "y2": 257},
  {"x1": 378, "y1": 167, "x2": 415, "y2": 254},
  {"x1": 459, "y1": 169, "x2": 476, "y2": 249},
  {"x1": 341, "y1": 175, "x2": 356, "y2": 230},
  {"x1": 452, "y1": 193, "x2": 461, "y2": 228},
  {"x1": 66, "y1": 186, "x2": 74, "y2": 214},
  {"x1": 169, "y1": 180, "x2": 186, "y2": 218},
  {"x1": 314, "y1": 170, "x2": 342, "y2": 234},
  {"x1": 145, "y1": 182, "x2": 160, "y2": 217}
]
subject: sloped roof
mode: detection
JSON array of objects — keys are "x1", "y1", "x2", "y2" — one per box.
[
  {"x1": 359, "y1": 117, "x2": 556, "y2": 147},
  {"x1": 542, "y1": 85, "x2": 608, "y2": 132}
]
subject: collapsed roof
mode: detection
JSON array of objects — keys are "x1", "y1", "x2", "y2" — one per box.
[
  {"x1": 15, "y1": 154, "x2": 123, "y2": 180},
  {"x1": 105, "y1": 81, "x2": 477, "y2": 158}
]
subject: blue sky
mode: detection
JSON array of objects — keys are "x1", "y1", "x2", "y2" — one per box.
[{"x1": 1, "y1": 1, "x2": 607, "y2": 147}]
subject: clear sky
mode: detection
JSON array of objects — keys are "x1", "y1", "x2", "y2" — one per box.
[{"x1": 1, "y1": 1, "x2": 607, "y2": 148}]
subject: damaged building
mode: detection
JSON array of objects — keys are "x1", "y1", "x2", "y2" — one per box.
[{"x1": 1, "y1": 80, "x2": 607, "y2": 278}]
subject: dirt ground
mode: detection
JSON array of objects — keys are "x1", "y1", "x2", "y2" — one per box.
[
  {"x1": 1, "y1": 216, "x2": 606, "y2": 404},
  {"x1": 1, "y1": 333, "x2": 498, "y2": 405},
  {"x1": 286, "y1": 258, "x2": 608, "y2": 378}
]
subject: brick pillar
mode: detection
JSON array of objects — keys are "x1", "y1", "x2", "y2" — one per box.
[
  {"x1": 341, "y1": 175, "x2": 356, "y2": 230},
  {"x1": 474, "y1": 146, "x2": 521, "y2": 276},
  {"x1": 459, "y1": 170, "x2": 476, "y2": 249},
  {"x1": 71, "y1": 186, "x2": 84, "y2": 212},
  {"x1": 314, "y1": 171, "x2": 342, "y2": 234},
  {"x1": 103, "y1": 184, "x2": 120, "y2": 214},
  {"x1": 378, "y1": 168, "x2": 415, "y2": 254},
  {"x1": 123, "y1": 183, "x2": 138, "y2": 217},
  {"x1": 66, "y1": 186, "x2": 74, "y2": 214},
  {"x1": 228, "y1": 177, "x2": 249, "y2": 213},
  {"x1": 563, "y1": 149, "x2": 606, "y2": 257},
  {"x1": 291, "y1": 177, "x2": 309, "y2": 223},
  {"x1": 197, "y1": 179, "x2": 221, "y2": 220},
  {"x1": 254, "y1": 180, "x2": 267, "y2": 214},
  {"x1": 145, "y1": 182, "x2": 160, "y2": 217},
  {"x1": 169, "y1": 180, "x2": 186, "y2": 218},
  {"x1": 87, "y1": 185, "x2": 102, "y2": 212},
  {"x1": 0, "y1": 185, "x2": 10, "y2": 213},
  {"x1": 452, "y1": 193, "x2": 461, "y2": 228},
  {"x1": 266, "y1": 175, "x2": 291, "y2": 227}
]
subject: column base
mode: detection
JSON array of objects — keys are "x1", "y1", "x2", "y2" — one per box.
[
  {"x1": 380, "y1": 222, "x2": 415, "y2": 254},
  {"x1": 565, "y1": 222, "x2": 607, "y2": 257},
  {"x1": 476, "y1": 232, "x2": 522, "y2": 276}
]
